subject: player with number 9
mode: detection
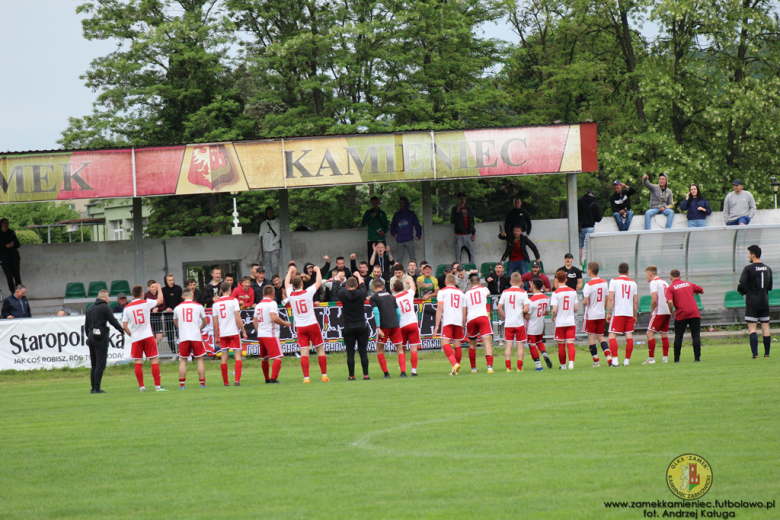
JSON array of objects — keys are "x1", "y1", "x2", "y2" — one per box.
[{"x1": 582, "y1": 262, "x2": 611, "y2": 367}]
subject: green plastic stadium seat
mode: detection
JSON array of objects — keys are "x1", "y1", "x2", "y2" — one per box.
[
  {"x1": 639, "y1": 295, "x2": 652, "y2": 314},
  {"x1": 436, "y1": 264, "x2": 448, "y2": 278},
  {"x1": 694, "y1": 293, "x2": 703, "y2": 311},
  {"x1": 65, "y1": 282, "x2": 86, "y2": 299},
  {"x1": 87, "y1": 281, "x2": 108, "y2": 298},
  {"x1": 109, "y1": 280, "x2": 131, "y2": 297},
  {"x1": 769, "y1": 289, "x2": 780, "y2": 307},
  {"x1": 724, "y1": 291, "x2": 745, "y2": 309},
  {"x1": 481, "y1": 263, "x2": 497, "y2": 278}
]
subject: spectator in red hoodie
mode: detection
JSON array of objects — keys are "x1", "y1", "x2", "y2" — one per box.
[
  {"x1": 231, "y1": 276, "x2": 256, "y2": 310},
  {"x1": 665, "y1": 269, "x2": 705, "y2": 363}
]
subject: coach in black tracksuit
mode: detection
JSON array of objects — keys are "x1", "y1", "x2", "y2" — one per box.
[
  {"x1": 738, "y1": 244, "x2": 774, "y2": 358},
  {"x1": 84, "y1": 292, "x2": 125, "y2": 393},
  {"x1": 337, "y1": 274, "x2": 371, "y2": 380}
]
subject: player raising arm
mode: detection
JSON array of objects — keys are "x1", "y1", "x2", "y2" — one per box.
[
  {"x1": 551, "y1": 271, "x2": 578, "y2": 369},
  {"x1": 606, "y1": 262, "x2": 639, "y2": 366},
  {"x1": 123, "y1": 283, "x2": 166, "y2": 392},
  {"x1": 643, "y1": 265, "x2": 671, "y2": 364},
  {"x1": 173, "y1": 288, "x2": 208, "y2": 389},
  {"x1": 498, "y1": 273, "x2": 530, "y2": 372},
  {"x1": 582, "y1": 262, "x2": 611, "y2": 367},
  {"x1": 435, "y1": 274, "x2": 465, "y2": 375},
  {"x1": 213, "y1": 282, "x2": 248, "y2": 386},
  {"x1": 463, "y1": 273, "x2": 494, "y2": 373},
  {"x1": 285, "y1": 264, "x2": 329, "y2": 383},
  {"x1": 254, "y1": 285, "x2": 292, "y2": 383}
]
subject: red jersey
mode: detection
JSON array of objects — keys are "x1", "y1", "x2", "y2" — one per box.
[
  {"x1": 521, "y1": 272, "x2": 551, "y2": 291},
  {"x1": 664, "y1": 279, "x2": 704, "y2": 320},
  {"x1": 509, "y1": 240, "x2": 525, "y2": 261}
]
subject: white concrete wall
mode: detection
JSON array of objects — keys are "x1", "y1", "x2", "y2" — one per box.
[
  {"x1": 594, "y1": 209, "x2": 780, "y2": 232},
  {"x1": 21, "y1": 219, "x2": 573, "y2": 307}
]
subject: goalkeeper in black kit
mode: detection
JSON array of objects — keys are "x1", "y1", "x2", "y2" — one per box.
[{"x1": 738, "y1": 245, "x2": 773, "y2": 359}]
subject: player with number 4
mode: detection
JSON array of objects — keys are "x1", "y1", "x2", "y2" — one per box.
[
  {"x1": 497, "y1": 272, "x2": 531, "y2": 372},
  {"x1": 463, "y1": 273, "x2": 494, "y2": 373},
  {"x1": 434, "y1": 274, "x2": 465, "y2": 375},
  {"x1": 285, "y1": 264, "x2": 329, "y2": 383}
]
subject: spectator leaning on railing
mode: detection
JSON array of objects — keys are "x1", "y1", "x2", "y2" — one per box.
[
  {"x1": 499, "y1": 226, "x2": 541, "y2": 276},
  {"x1": 723, "y1": 179, "x2": 756, "y2": 226},
  {"x1": 643, "y1": 173, "x2": 674, "y2": 229},
  {"x1": 679, "y1": 184, "x2": 712, "y2": 228}
]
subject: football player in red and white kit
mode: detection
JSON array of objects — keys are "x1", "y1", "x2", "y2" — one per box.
[
  {"x1": 525, "y1": 279, "x2": 553, "y2": 370},
  {"x1": 498, "y1": 272, "x2": 530, "y2": 372},
  {"x1": 463, "y1": 273, "x2": 494, "y2": 373},
  {"x1": 582, "y1": 262, "x2": 612, "y2": 367},
  {"x1": 213, "y1": 282, "x2": 249, "y2": 386},
  {"x1": 551, "y1": 271, "x2": 578, "y2": 369},
  {"x1": 643, "y1": 265, "x2": 671, "y2": 364},
  {"x1": 253, "y1": 285, "x2": 292, "y2": 383},
  {"x1": 606, "y1": 262, "x2": 639, "y2": 366},
  {"x1": 173, "y1": 288, "x2": 208, "y2": 389},
  {"x1": 393, "y1": 279, "x2": 421, "y2": 376},
  {"x1": 285, "y1": 264, "x2": 329, "y2": 383},
  {"x1": 434, "y1": 274, "x2": 464, "y2": 375},
  {"x1": 122, "y1": 283, "x2": 166, "y2": 391}
]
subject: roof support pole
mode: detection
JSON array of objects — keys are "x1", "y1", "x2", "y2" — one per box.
[
  {"x1": 279, "y1": 188, "x2": 292, "y2": 268},
  {"x1": 566, "y1": 173, "x2": 578, "y2": 261},
  {"x1": 133, "y1": 197, "x2": 145, "y2": 287},
  {"x1": 422, "y1": 181, "x2": 434, "y2": 266}
]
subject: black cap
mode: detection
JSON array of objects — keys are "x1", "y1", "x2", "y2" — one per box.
[
  {"x1": 443, "y1": 265, "x2": 452, "y2": 272},
  {"x1": 456, "y1": 265, "x2": 466, "y2": 271},
  {"x1": 564, "y1": 253, "x2": 574, "y2": 259},
  {"x1": 117, "y1": 293, "x2": 127, "y2": 299},
  {"x1": 733, "y1": 179, "x2": 743, "y2": 186},
  {"x1": 586, "y1": 190, "x2": 595, "y2": 197},
  {"x1": 613, "y1": 180, "x2": 621, "y2": 186},
  {"x1": 256, "y1": 266, "x2": 265, "y2": 273},
  {"x1": 532, "y1": 260, "x2": 542, "y2": 268}
]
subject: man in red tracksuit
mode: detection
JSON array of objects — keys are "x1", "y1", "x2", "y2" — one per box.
[{"x1": 665, "y1": 269, "x2": 705, "y2": 363}]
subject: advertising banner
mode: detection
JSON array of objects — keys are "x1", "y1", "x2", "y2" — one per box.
[
  {"x1": 0, "y1": 124, "x2": 597, "y2": 202},
  {"x1": 0, "y1": 316, "x2": 130, "y2": 371}
]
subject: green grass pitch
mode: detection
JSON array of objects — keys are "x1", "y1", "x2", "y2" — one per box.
[{"x1": 1, "y1": 341, "x2": 778, "y2": 519}]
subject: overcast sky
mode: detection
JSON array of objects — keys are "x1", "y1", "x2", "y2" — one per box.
[{"x1": 0, "y1": 1, "x2": 654, "y2": 154}]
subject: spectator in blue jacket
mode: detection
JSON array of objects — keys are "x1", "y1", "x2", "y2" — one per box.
[
  {"x1": 679, "y1": 184, "x2": 712, "y2": 228},
  {"x1": 390, "y1": 197, "x2": 422, "y2": 265}
]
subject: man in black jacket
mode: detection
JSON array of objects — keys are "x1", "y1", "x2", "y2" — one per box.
[
  {"x1": 486, "y1": 263, "x2": 511, "y2": 294},
  {"x1": 738, "y1": 244, "x2": 774, "y2": 358},
  {"x1": 451, "y1": 192, "x2": 477, "y2": 264},
  {"x1": 500, "y1": 226, "x2": 541, "y2": 275},
  {"x1": 2, "y1": 285, "x2": 31, "y2": 319},
  {"x1": 84, "y1": 289, "x2": 125, "y2": 393},
  {"x1": 610, "y1": 180, "x2": 637, "y2": 231},
  {"x1": 578, "y1": 190, "x2": 603, "y2": 262},
  {"x1": 337, "y1": 272, "x2": 370, "y2": 380},
  {"x1": 501, "y1": 196, "x2": 533, "y2": 238}
]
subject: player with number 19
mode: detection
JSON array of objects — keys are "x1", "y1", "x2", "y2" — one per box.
[
  {"x1": 463, "y1": 273, "x2": 494, "y2": 373},
  {"x1": 173, "y1": 288, "x2": 208, "y2": 389},
  {"x1": 394, "y1": 280, "x2": 422, "y2": 376},
  {"x1": 551, "y1": 271, "x2": 578, "y2": 369},
  {"x1": 498, "y1": 272, "x2": 530, "y2": 371},
  {"x1": 434, "y1": 274, "x2": 465, "y2": 375}
]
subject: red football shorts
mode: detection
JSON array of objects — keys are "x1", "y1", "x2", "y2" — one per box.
[
  {"x1": 648, "y1": 314, "x2": 670, "y2": 333},
  {"x1": 441, "y1": 324, "x2": 465, "y2": 342},
  {"x1": 467, "y1": 316, "x2": 493, "y2": 340},
  {"x1": 583, "y1": 319, "x2": 605, "y2": 335},
  {"x1": 220, "y1": 335, "x2": 241, "y2": 351},
  {"x1": 296, "y1": 323, "x2": 324, "y2": 349},
  {"x1": 609, "y1": 316, "x2": 635, "y2": 334},
  {"x1": 527, "y1": 333, "x2": 544, "y2": 345},
  {"x1": 258, "y1": 337, "x2": 283, "y2": 359},
  {"x1": 399, "y1": 323, "x2": 422, "y2": 346},
  {"x1": 131, "y1": 337, "x2": 159, "y2": 360},
  {"x1": 554, "y1": 326, "x2": 576, "y2": 341},
  {"x1": 178, "y1": 340, "x2": 206, "y2": 358},
  {"x1": 505, "y1": 326, "x2": 527, "y2": 342},
  {"x1": 379, "y1": 327, "x2": 403, "y2": 346}
]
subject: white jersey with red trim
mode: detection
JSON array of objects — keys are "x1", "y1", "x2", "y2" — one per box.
[
  {"x1": 582, "y1": 278, "x2": 608, "y2": 321},
  {"x1": 609, "y1": 276, "x2": 637, "y2": 316},
  {"x1": 498, "y1": 287, "x2": 530, "y2": 328},
  {"x1": 649, "y1": 277, "x2": 671, "y2": 316},
  {"x1": 526, "y1": 293, "x2": 550, "y2": 336},
  {"x1": 551, "y1": 287, "x2": 577, "y2": 327},
  {"x1": 464, "y1": 286, "x2": 491, "y2": 323},
  {"x1": 122, "y1": 299, "x2": 159, "y2": 342},
  {"x1": 437, "y1": 286, "x2": 464, "y2": 327},
  {"x1": 213, "y1": 297, "x2": 241, "y2": 337},
  {"x1": 395, "y1": 290, "x2": 417, "y2": 328},
  {"x1": 254, "y1": 298, "x2": 280, "y2": 338},
  {"x1": 288, "y1": 285, "x2": 318, "y2": 328},
  {"x1": 174, "y1": 300, "x2": 206, "y2": 342}
]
